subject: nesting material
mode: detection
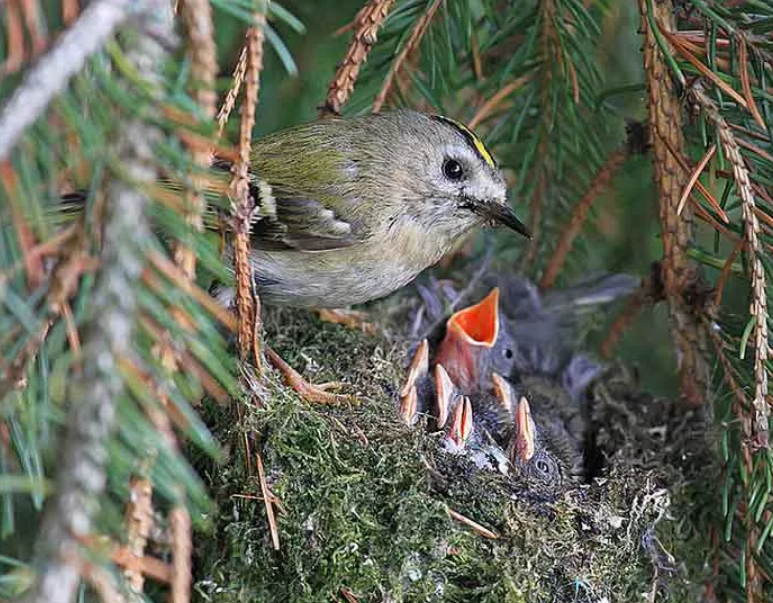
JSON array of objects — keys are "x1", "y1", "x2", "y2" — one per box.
[{"x1": 193, "y1": 300, "x2": 711, "y2": 603}]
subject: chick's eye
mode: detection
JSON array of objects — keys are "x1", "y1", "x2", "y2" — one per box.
[
  {"x1": 443, "y1": 158, "x2": 464, "y2": 180},
  {"x1": 536, "y1": 459, "x2": 550, "y2": 474}
]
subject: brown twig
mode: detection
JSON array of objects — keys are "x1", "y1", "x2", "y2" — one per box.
[
  {"x1": 229, "y1": 18, "x2": 266, "y2": 370},
  {"x1": 256, "y1": 451, "x2": 280, "y2": 550},
  {"x1": 540, "y1": 144, "x2": 628, "y2": 290},
  {"x1": 738, "y1": 37, "x2": 765, "y2": 130},
  {"x1": 122, "y1": 476, "x2": 154, "y2": 592},
  {"x1": 62, "y1": 0, "x2": 80, "y2": 25},
  {"x1": 170, "y1": 507, "x2": 192, "y2": 603},
  {"x1": 372, "y1": 0, "x2": 444, "y2": 113},
  {"x1": 677, "y1": 143, "x2": 716, "y2": 216},
  {"x1": 445, "y1": 506, "x2": 499, "y2": 539},
  {"x1": 468, "y1": 73, "x2": 534, "y2": 129},
  {"x1": 601, "y1": 272, "x2": 665, "y2": 360},
  {"x1": 321, "y1": 0, "x2": 395, "y2": 116},
  {"x1": 1, "y1": 0, "x2": 26, "y2": 76},
  {"x1": 660, "y1": 136, "x2": 727, "y2": 222},
  {"x1": 638, "y1": 0, "x2": 710, "y2": 407},
  {"x1": 0, "y1": 162, "x2": 44, "y2": 289},
  {"x1": 217, "y1": 45, "x2": 248, "y2": 138},
  {"x1": 690, "y1": 83, "x2": 769, "y2": 450},
  {"x1": 175, "y1": 0, "x2": 218, "y2": 280},
  {"x1": 18, "y1": 0, "x2": 46, "y2": 56},
  {"x1": 714, "y1": 237, "x2": 745, "y2": 307},
  {"x1": 664, "y1": 30, "x2": 747, "y2": 109},
  {"x1": 111, "y1": 546, "x2": 174, "y2": 584}
]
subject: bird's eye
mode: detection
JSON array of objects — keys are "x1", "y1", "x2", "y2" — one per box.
[
  {"x1": 536, "y1": 459, "x2": 550, "y2": 474},
  {"x1": 504, "y1": 349, "x2": 513, "y2": 359},
  {"x1": 443, "y1": 158, "x2": 464, "y2": 180}
]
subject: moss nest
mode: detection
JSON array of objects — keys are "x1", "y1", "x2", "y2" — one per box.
[{"x1": 192, "y1": 301, "x2": 712, "y2": 603}]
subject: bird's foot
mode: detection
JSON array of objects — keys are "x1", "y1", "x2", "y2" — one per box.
[
  {"x1": 317, "y1": 308, "x2": 376, "y2": 335},
  {"x1": 266, "y1": 346, "x2": 355, "y2": 405}
]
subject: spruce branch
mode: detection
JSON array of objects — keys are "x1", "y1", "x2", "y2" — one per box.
[
  {"x1": 600, "y1": 263, "x2": 665, "y2": 359},
  {"x1": 372, "y1": 0, "x2": 443, "y2": 113},
  {"x1": 122, "y1": 475, "x2": 154, "y2": 593},
  {"x1": 217, "y1": 45, "x2": 248, "y2": 138},
  {"x1": 690, "y1": 82, "x2": 769, "y2": 449},
  {"x1": 540, "y1": 144, "x2": 629, "y2": 290},
  {"x1": 11, "y1": 5, "x2": 173, "y2": 603},
  {"x1": 62, "y1": 0, "x2": 80, "y2": 25},
  {"x1": 521, "y1": 0, "x2": 559, "y2": 269},
  {"x1": 1, "y1": 0, "x2": 25, "y2": 76},
  {"x1": 638, "y1": 0, "x2": 710, "y2": 407},
  {"x1": 468, "y1": 74, "x2": 534, "y2": 129},
  {"x1": 321, "y1": 0, "x2": 395, "y2": 116},
  {"x1": 229, "y1": 14, "x2": 266, "y2": 369},
  {"x1": 0, "y1": 0, "x2": 137, "y2": 161},
  {"x1": 176, "y1": 0, "x2": 218, "y2": 279},
  {"x1": 169, "y1": 507, "x2": 192, "y2": 603}
]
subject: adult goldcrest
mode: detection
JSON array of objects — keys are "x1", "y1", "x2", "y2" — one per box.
[{"x1": 219, "y1": 110, "x2": 529, "y2": 308}]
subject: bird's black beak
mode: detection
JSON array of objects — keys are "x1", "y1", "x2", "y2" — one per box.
[{"x1": 466, "y1": 199, "x2": 531, "y2": 239}]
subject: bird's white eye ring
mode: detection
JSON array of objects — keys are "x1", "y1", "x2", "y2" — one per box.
[{"x1": 443, "y1": 158, "x2": 464, "y2": 180}]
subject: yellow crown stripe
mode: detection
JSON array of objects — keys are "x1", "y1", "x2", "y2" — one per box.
[{"x1": 433, "y1": 115, "x2": 497, "y2": 169}]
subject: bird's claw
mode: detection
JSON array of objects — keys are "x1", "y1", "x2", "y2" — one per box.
[
  {"x1": 266, "y1": 346, "x2": 356, "y2": 405},
  {"x1": 317, "y1": 308, "x2": 376, "y2": 335}
]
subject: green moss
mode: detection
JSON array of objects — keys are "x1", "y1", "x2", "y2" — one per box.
[{"x1": 192, "y1": 306, "x2": 710, "y2": 603}]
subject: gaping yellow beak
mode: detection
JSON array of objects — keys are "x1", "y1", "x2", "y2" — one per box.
[{"x1": 512, "y1": 396, "x2": 535, "y2": 462}]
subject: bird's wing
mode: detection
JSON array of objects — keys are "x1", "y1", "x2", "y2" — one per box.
[
  {"x1": 204, "y1": 158, "x2": 363, "y2": 253},
  {"x1": 249, "y1": 181, "x2": 362, "y2": 252}
]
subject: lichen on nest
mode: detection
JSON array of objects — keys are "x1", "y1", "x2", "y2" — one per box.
[{"x1": 192, "y1": 302, "x2": 712, "y2": 603}]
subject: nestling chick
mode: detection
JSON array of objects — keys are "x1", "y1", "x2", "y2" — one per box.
[
  {"x1": 400, "y1": 273, "x2": 637, "y2": 493},
  {"x1": 216, "y1": 110, "x2": 530, "y2": 308}
]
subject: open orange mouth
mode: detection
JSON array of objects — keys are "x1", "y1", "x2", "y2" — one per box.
[
  {"x1": 446, "y1": 288, "x2": 500, "y2": 347},
  {"x1": 434, "y1": 288, "x2": 500, "y2": 393}
]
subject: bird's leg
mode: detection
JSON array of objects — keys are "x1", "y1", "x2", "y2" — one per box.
[
  {"x1": 266, "y1": 346, "x2": 353, "y2": 405},
  {"x1": 316, "y1": 308, "x2": 376, "y2": 335}
]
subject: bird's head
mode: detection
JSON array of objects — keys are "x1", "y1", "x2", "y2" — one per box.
[
  {"x1": 353, "y1": 111, "x2": 531, "y2": 241},
  {"x1": 434, "y1": 288, "x2": 500, "y2": 393},
  {"x1": 506, "y1": 393, "x2": 579, "y2": 496}
]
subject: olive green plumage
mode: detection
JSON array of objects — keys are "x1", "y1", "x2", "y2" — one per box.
[{"x1": 218, "y1": 110, "x2": 529, "y2": 308}]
